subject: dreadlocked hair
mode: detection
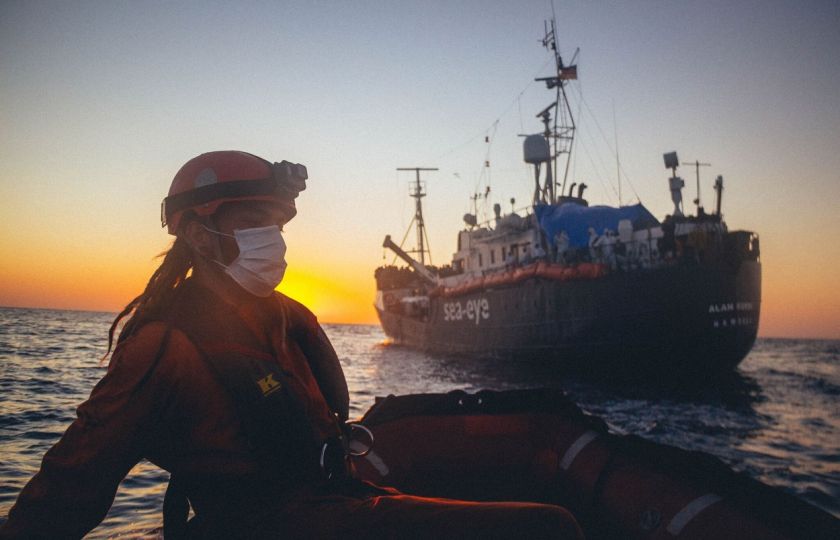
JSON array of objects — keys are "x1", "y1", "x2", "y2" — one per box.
[{"x1": 105, "y1": 236, "x2": 195, "y2": 359}]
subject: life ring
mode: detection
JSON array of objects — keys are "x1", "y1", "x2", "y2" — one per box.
[{"x1": 384, "y1": 293, "x2": 396, "y2": 305}]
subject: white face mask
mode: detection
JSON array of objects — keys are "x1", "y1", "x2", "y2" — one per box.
[{"x1": 205, "y1": 225, "x2": 288, "y2": 297}]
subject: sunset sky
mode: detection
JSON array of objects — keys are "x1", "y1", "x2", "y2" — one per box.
[{"x1": 1, "y1": 1, "x2": 838, "y2": 339}]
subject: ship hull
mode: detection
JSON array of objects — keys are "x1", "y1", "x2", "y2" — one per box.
[{"x1": 376, "y1": 261, "x2": 761, "y2": 374}]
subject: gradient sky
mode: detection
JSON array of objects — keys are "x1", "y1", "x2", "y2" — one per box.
[{"x1": 1, "y1": 1, "x2": 838, "y2": 338}]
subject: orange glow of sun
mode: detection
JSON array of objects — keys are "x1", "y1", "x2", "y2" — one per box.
[{"x1": 277, "y1": 263, "x2": 378, "y2": 325}]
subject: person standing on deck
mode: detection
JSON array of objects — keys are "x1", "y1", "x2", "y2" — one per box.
[{"x1": 0, "y1": 151, "x2": 583, "y2": 539}]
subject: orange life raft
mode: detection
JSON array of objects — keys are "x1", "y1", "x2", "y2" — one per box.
[{"x1": 352, "y1": 389, "x2": 838, "y2": 540}]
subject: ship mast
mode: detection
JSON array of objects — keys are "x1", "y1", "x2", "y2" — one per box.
[
  {"x1": 534, "y1": 18, "x2": 577, "y2": 204},
  {"x1": 397, "y1": 167, "x2": 437, "y2": 265},
  {"x1": 684, "y1": 159, "x2": 711, "y2": 214}
]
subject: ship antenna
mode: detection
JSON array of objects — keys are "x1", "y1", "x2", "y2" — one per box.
[
  {"x1": 397, "y1": 167, "x2": 438, "y2": 265},
  {"x1": 535, "y1": 17, "x2": 577, "y2": 204},
  {"x1": 613, "y1": 100, "x2": 622, "y2": 206},
  {"x1": 684, "y1": 159, "x2": 711, "y2": 214}
]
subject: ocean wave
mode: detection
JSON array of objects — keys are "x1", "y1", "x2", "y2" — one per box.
[
  {"x1": 807, "y1": 377, "x2": 840, "y2": 396},
  {"x1": 1, "y1": 311, "x2": 838, "y2": 535}
]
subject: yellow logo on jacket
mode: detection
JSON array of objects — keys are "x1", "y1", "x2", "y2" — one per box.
[{"x1": 257, "y1": 374, "x2": 282, "y2": 396}]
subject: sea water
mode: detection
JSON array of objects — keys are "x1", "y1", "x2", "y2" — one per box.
[{"x1": 0, "y1": 306, "x2": 838, "y2": 537}]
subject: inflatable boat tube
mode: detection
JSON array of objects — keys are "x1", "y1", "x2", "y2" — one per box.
[{"x1": 352, "y1": 389, "x2": 839, "y2": 540}]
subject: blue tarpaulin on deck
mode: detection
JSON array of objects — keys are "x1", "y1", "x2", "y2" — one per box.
[{"x1": 534, "y1": 202, "x2": 660, "y2": 248}]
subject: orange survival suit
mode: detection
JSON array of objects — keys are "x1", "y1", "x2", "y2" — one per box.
[{"x1": 0, "y1": 279, "x2": 583, "y2": 539}]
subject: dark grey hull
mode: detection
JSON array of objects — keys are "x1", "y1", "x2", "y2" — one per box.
[{"x1": 376, "y1": 261, "x2": 761, "y2": 373}]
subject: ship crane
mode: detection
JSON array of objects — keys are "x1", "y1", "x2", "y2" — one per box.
[
  {"x1": 382, "y1": 235, "x2": 439, "y2": 285},
  {"x1": 383, "y1": 167, "x2": 440, "y2": 285}
]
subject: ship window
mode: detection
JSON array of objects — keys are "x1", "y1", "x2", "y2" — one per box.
[
  {"x1": 490, "y1": 249, "x2": 495, "y2": 264},
  {"x1": 478, "y1": 253, "x2": 483, "y2": 267}
]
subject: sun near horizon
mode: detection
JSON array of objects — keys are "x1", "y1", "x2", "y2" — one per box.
[
  {"x1": 1, "y1": 250, "x2": 839, "y2": 339},
  {"x1": 278, "y1": 264, "x2": 379, "y2": 326},
  {"x1": 0, "y1": 253, "x2": 381, "y2": 326},
  {"x1": 0, "y1": 218, "x2": 839, "y2": 339}
]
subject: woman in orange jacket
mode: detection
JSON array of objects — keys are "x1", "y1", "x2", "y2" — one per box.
[{"x1": 0, "y1": 151, "x2": 583, "y2": 539}]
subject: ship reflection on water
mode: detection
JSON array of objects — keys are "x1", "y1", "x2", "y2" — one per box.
[{"x1": 358, "y1": 336, "x2": 765, "y2": 407}]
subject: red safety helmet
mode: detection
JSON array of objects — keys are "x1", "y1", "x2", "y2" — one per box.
[{"x1": 161, "y1": 150, "x2": 307, "y2": 235}]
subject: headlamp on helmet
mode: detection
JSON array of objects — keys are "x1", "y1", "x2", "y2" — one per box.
[{"x1": 161, "y1": 151, "x2": 308, "y2": 235}]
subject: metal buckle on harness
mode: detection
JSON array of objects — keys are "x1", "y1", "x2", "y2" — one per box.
[
  {"x1": 347, "y1": 423, "x2": 374, "y2": 457},
  {"x1": 319, "y1": 423, "x2": 375, "y2": 479}
]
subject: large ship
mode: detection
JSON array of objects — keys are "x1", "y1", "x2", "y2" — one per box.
[{"x1": 374, "y1": 20, "x2": 761, "y2": 373}]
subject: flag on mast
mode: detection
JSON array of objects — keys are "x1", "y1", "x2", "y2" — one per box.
[{"x1": 560, "y1": 65, "x2": 577, "y2": 80}]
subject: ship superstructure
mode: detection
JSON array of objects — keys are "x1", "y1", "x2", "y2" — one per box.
[{"x1": 374, "y1": 19, "x2": 761, "y2": 373}]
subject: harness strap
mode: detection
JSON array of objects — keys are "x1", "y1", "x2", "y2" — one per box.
[{"x1": 158, "y1": 282, "x2": 350, "y2": 532}]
